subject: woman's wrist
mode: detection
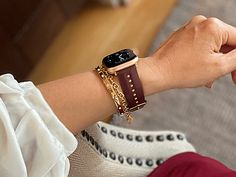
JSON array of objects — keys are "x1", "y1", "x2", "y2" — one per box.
[{"x1": 137, "y1": 55, "x2": 171, "y2": 96}]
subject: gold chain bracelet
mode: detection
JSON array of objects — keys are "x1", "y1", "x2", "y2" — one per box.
[{"x1": 96, "y1": 65, "x2": 134, "y2": 122}]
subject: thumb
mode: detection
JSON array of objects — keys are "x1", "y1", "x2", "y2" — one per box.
[{"x1": 220, "y1": 49, "x2": 236, "y2": 75}]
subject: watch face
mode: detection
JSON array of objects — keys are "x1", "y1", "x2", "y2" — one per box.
[{"x1": 102, "y1": 49, "x2": 136, "y2": 68}]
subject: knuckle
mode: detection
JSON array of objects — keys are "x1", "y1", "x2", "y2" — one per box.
[
  {"x1": 191, "y1": 15, "x2": 207, "y2": 22},
  {"x1": 207, "y1": 17, "x2": 220, "y2": 23},
  {"x1": 205, "y1": 17, "x2": 221, "y2": 28},
  {"x1": 201, "y1": 18, "x2": 221, "y2": 34},
  {"x1": 188, "y1": 15, "x2": 207, "y2": 26}
]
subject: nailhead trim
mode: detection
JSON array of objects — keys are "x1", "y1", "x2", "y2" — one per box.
[
  {"x1": 110, "y1": 130, "x2": 116, "y2": 137},
  {"x1": 118, "y1": 155, "x2": 124, "y2": 164},
  {"x1": 126, "y1": 134, "x2": 133, "y2": 141},
  {"x1": 95, "y1": 141, "x2": 99, "y2": 150},
  {"x1": 118, "y1": 132, "x2": 124, "y2": 139},
  {"x1": 135, "y1": 158, "x2": 143, "y2": 166},
  {"x1": 146, "y1": 135, "x2": 154, "y2": 142},
  {"x1": 101, "y1": 127, "x2": 107, "y2": 134},
  {"x1": 146, "y1": 159, "x2": 154, "y2": 167},
  {"x1": 156, "y1": 159, "x2": 164, "y2": 166},
  {"x1": 126, "y1": 77, "x2": 139, "y2": 103},
  {"x1": 103, "y1": 149, "x2": 108, "y2": 157},
  {"x1": 80, "y1": 130, "x2": 166, "y2": 168},
  {"x1": 166, "y1": 134, "x2": 175, "y2": 141},
  {"x1": 177, "y1": 134, "x2": 184, "y2": 140},
  {"x1": 81, "y1": 130, "x2": 86, "y2": 137},
  {"x1": 90, "y1": 136, "x2": 95, "y2": 145},
  {"x1": 156, "y1": 135, "x2": 165, "y2": 141},
  {"x1": 85, "y1": 132, "x2": 90, "y2": 141},
  {"x1": 99, "y1": 147, "x2": 103, "y2": 154},
  {"x1": 98, "y1": 125, "x2": 186, "y2": 143},
  {"x1": 109, "y1": 152, "x2": 116, "y2": 160},
  {"x1": 135, "y1": 135, "x2": 143, "y2": 142},
  {"x1": 126, "y1": 157, "x2": 133, "y2": 165}
]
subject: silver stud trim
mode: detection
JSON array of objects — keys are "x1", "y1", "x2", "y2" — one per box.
[{"x1": 81, "y1": 129, "x2": 167, "y2": 168}]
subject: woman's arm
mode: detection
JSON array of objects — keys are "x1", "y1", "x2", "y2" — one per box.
[
  {"x1": 38, "y1": 16, "x2": 236, "y2": 135},
  {"x1": 37, "y1": 58, "x2": 167, "y2": 134}
]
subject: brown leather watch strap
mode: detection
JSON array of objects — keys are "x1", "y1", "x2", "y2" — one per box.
[{"x1": 117, "y1": 65, "x2": 146, "y2": 111}]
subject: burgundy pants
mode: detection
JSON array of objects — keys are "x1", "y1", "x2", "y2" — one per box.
[{"x1": 148, "y1": 152, "x2": 236, "y2": 177}]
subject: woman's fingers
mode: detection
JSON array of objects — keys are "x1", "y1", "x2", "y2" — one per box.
[
  {"x1": 219, "y1": 49, "x2": 236, "y2": 75},
  {"x1": 231, "y1": 71, "x2": 236, "y2": 84},
  {"x1": 151, "y1": 15, "x2": 236, "y2": 88},
  {"x1": 222, "y1": 22, "x2": 236, "y2": 46},
  {"x1": 213, "y1": 21, "x2": 236, "y2": 82},
  {"x1": 220, "y1": 45, "x2": 236, "y2": 85}
]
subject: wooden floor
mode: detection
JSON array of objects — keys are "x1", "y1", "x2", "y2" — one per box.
[{"x1": 28, "y1": 0, "x2": 176, "y2": 84}]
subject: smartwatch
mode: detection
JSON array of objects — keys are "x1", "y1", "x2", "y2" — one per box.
[{"x1": 102, "y1": 49, "x2": 146, "y2": 111}]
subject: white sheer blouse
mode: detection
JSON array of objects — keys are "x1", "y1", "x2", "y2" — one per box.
[{"x1": 0, "y1": 74, "x2": 77, "y2": 177}]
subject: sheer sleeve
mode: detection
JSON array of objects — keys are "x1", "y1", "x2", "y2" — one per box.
[{"x1": 0, "y1": 74, "x2": 78, "y2": 177}]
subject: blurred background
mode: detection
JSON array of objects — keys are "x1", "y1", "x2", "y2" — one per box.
[{"x1": 1, "y1": 0, "x2": 236, "y2": 170}]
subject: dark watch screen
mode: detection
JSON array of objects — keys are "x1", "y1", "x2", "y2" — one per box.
[{"x1": 102, "y1": 49, "x2": 136, "y2": 68}]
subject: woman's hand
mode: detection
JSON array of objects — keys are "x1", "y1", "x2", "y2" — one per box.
[
  {"x1": 38, "y1": 15, "x2": 236, "y2": 133},
  {"x1": 148, "y1": 15, "x2": 236, "y2": 90}
]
